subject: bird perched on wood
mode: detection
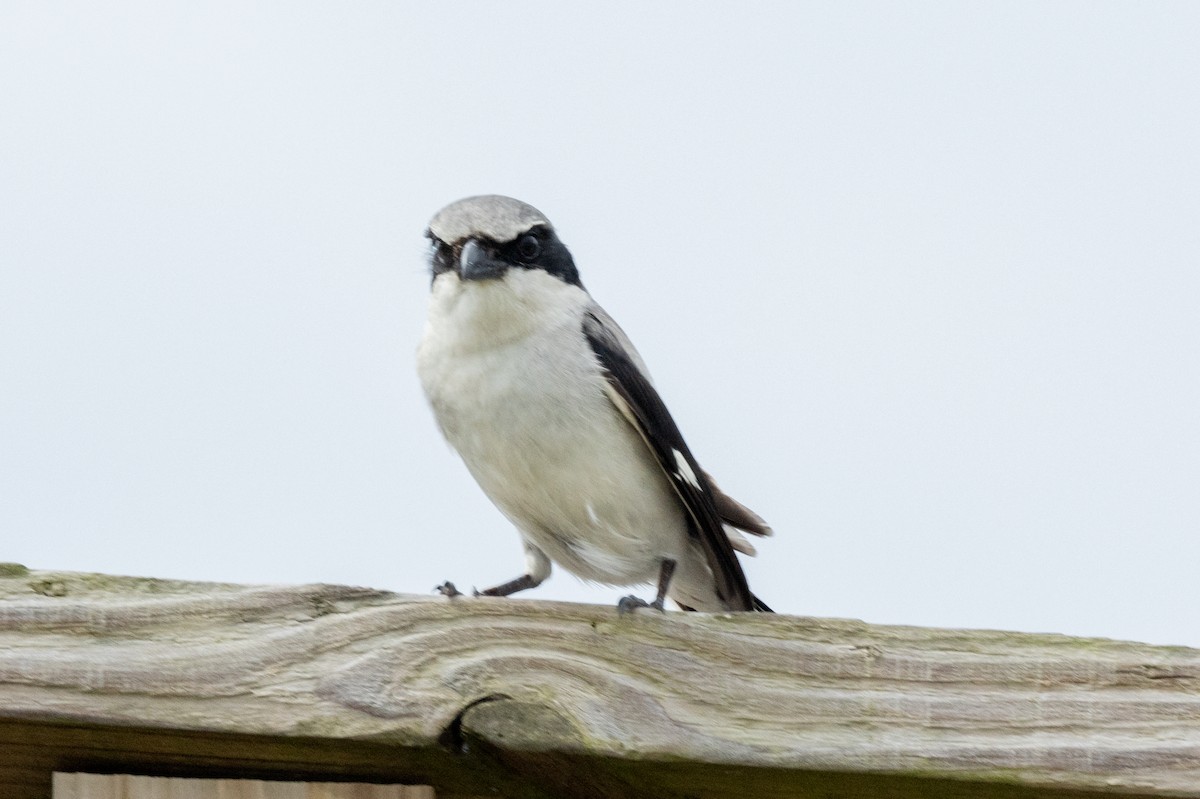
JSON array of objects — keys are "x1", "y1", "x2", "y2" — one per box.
[{"x1": 417, "y1": 195, "x2": 773, "y2": 612}]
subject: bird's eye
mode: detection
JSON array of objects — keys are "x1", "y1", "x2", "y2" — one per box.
[{"x1": 516, "y1": 234, "x2": 541, "y2": 262}]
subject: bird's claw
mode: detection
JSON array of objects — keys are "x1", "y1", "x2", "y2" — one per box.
[
  {"x1": 436, "y1": 581, "x2": 486, "y2": 599},
  {"x1": 436, "y1": 581, "x2": 463, "y2": 598},
  {"x1": 617, "y1": 594, "x2": 664, "y2": 615}
]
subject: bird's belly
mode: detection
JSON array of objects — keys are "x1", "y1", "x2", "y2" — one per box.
[
  {"x1": 422, "y1": 337, "x2": 688, "y2": 585},
  {"x1": 484, "y1": 439, "x2": 686, "y2": 585}
]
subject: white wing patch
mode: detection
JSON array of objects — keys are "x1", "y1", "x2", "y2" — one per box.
[
  {"x1": 672, "y1": 449, "x2": 701, "y2": 489},
  {"x1": 725, "y1": 526, "x2": 758, "y2": 556}
]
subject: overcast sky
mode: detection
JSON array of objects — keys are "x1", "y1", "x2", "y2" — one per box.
[{"x1": 2, "y1": 3, "x2": 1198, "y2": 647}]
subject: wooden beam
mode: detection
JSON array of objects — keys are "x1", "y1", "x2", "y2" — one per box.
[
  {"x1": 2, "y1": 566, "x2": 1198, "y2": 798},
  {"x1": 52, "y1": 773, "x2": 433, "y2": 799}
]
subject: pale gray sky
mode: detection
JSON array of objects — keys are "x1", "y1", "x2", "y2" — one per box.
[{"x1": 2, "y1": 3, "x2": 1198, "y2": 646}]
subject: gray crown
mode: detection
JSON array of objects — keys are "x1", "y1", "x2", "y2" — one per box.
[{"x1": 427, "y1": 195, "x2": 551, "y2": 245}]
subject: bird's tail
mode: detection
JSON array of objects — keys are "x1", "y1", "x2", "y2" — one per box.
[
  {"x1": 674, "y1": 594, "x2": 774, "y2": 613},
  {"x1": 751, "y1": 593, "x2": 773, "y2": 613}
]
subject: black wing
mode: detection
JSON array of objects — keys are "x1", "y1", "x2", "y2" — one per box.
[{"x1": 582, "y1": 308, "x2": 764, "y2": 612}]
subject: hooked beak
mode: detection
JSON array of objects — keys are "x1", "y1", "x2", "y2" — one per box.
[{"x1": 459, "y1": 239, "x2": 507, "y2": 281}]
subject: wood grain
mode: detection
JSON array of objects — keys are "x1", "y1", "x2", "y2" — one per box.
[
  {"x1": 52, "y1": 773, "x2": 433, "y2": 798},
  {"x1": 3, "y1": 567, "x2": 1200, "y2": 798}
]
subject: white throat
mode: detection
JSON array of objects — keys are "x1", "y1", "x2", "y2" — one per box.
[{"x1": 423, "y1": 268, "x2": 591, "y2": 355}]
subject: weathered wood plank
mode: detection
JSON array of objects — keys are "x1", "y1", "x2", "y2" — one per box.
[
  {"x1": 0, "y1": 720, "x2": 517, "y2": 799},
  {"x1": 52, "y1": 773, "x2": 434, "y2": 799},
  {"x1": 2, "y1": 567, "x2": 1199, "y2": 798}
]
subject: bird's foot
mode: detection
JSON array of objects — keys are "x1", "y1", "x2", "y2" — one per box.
[
  {"x1": 436, "y1": 581, "x2": 486, "y2": 598},
  {"x1": 617, "y1": 594, "x2": 665, "y2": 615},
  {"x1": 436, "y1": 581, "x2": 464, "y2": 598}
]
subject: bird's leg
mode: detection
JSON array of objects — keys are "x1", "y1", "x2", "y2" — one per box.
[
  {"x1": 438, "y1": 544, "x2": 550, "y2": 601},
  {"x1": 649, "y1": 558, "x2": 677, "y2": 608},
  {"x1": 436, "y1": 573, "x2": 543, "y2": 599},
  {"x1": 477, "y1": 573, "x2": 542, "y2": 597},
  {"x1": 617, "y1": 558, "x2": 677, "y2": 614}
]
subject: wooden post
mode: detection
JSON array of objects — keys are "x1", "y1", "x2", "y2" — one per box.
[{"x1": 2, "y1": 565, "x2": 1199, "y2": 798}]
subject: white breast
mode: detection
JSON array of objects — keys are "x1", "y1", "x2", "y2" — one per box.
[{"x1": 416, "y1": 269, "x2": 689, "y2": 585}]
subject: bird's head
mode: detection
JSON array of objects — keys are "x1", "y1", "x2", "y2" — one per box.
[{"x1": 425, "y1": 195, "x2": 581, "y2": 288}]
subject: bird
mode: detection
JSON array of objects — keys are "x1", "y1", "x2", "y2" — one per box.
[{"x1": 417, "y1": 195, "x2": 773, "y2": 612}]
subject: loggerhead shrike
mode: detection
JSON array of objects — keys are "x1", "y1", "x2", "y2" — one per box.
[{"x1": 417, "y1": 195, "x2": 772, "y2": 612}]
